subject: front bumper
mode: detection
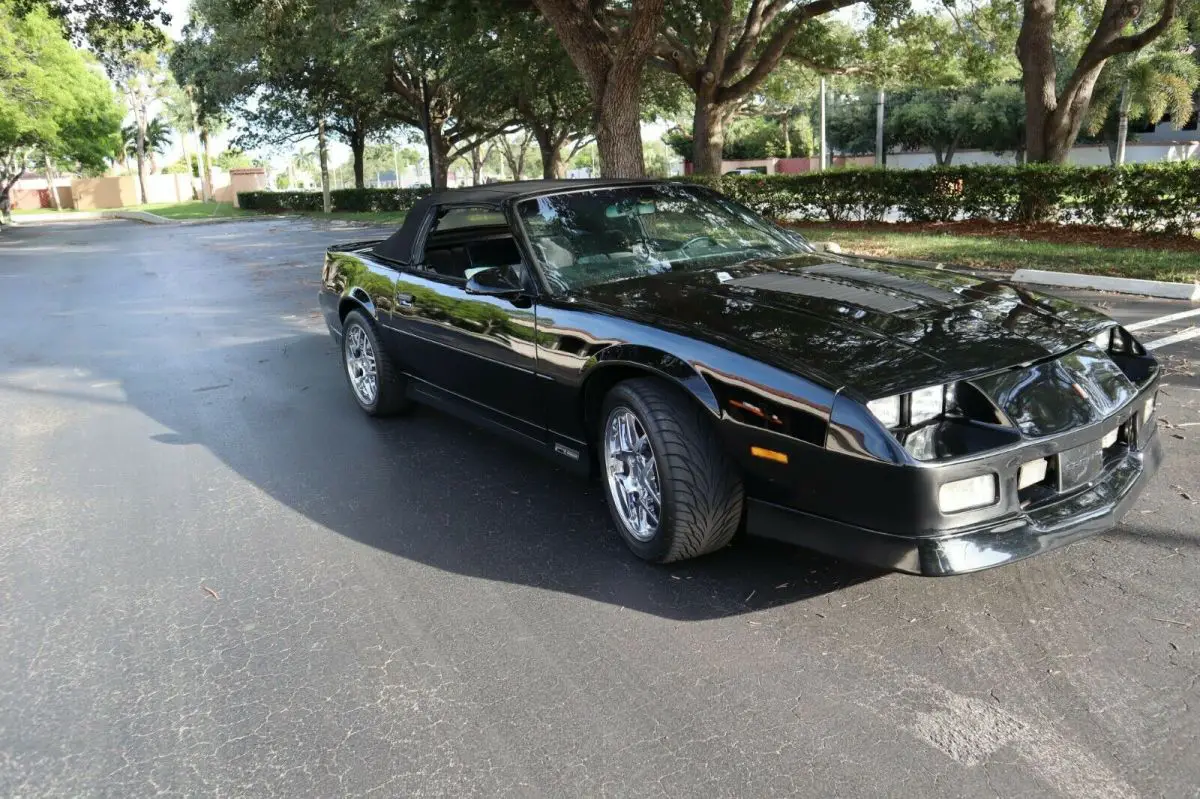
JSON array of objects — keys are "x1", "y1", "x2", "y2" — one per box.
[{"x1": 746, "y1": 432, "x2": 1162, "y2": 576}]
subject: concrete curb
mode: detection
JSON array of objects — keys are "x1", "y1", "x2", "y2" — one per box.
[
  {"x1": 1011, "y1": 268, "x2": 1200, "y2": 301},
  {"x1": 819, "y1": 240, "x2": 1200, "y2": 302},
  {"x1": 177, "y1": 215, "x2": 271, "y2": 226},
  {"x1": 10, "y1": 211, "x2": 105, "y2": 222},
  {"x1": 99, "y1": 210, "x2": 172, "y2": 225}
]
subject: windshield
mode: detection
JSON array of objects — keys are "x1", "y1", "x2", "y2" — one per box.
[{"x1": 516, "y1": 184, "x2": 811, "y2": 293}]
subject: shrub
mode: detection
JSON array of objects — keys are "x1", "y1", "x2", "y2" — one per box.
[
  {"x1": 236, "y1": 187, "x2": 430, "y2": 215},
  {"x1": 242, "y1": 164, "x2": 1200, "y2": 235},
  {"x1": 683, "y1": 162, "x2": 1200, "y2": 233}
]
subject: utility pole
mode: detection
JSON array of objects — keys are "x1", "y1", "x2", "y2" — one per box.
[
  {"x1": 819, "y1": 77, "x2": 827, "y2": 171},
  {"x1": 392, "y1": 142, "x2": 401, "y2": 187},
  {"x1": 875, "y1": 89, "x2": 886, "y2": 168}
]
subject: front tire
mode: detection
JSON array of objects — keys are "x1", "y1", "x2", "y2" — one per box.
[
  {"x1": 341, "y1": 310, "x2": 409, "y2": 416},
  {"x1": 600, "y1": 378, "x2": 744, "y2": 563}
]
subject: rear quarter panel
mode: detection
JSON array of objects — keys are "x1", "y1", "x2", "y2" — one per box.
[{"x1": 319, "y1": 245, "x2": 396, "y2": 335}]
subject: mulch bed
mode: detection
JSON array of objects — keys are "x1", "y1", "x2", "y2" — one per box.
[{"x1": 790, "y1": 220, "x2": 1200, "y2": 254}]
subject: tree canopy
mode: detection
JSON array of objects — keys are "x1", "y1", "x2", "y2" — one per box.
[{"x1": 1, "y1": 3, "x2": 123, "y2": 204}]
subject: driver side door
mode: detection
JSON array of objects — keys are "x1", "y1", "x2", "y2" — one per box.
[{"x1": 387, "y1": 205, "x2": 544, "y2": 441}]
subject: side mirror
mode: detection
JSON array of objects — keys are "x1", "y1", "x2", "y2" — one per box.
[{"x1": 465, "y1": 266, "x2": 523, "y2": 298}]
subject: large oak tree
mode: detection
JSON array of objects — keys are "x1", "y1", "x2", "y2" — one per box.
[
  {"x1": 1017, "y1": 0, "x2": 1182, "y2": 162},
  {"x1": 532, "y1": 0, "x2": 668, "y2": 177}
]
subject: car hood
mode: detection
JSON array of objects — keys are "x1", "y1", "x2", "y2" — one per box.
[{"x1": 570, "y1": 253, "x2": 1112, "y2": 398}]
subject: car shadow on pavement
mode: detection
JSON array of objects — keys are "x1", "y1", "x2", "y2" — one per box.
[{"x1": 92, "y1": 326, "x2": 881, "y2": 621}]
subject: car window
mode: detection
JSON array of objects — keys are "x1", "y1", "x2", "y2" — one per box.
[
  {"x1": 431, "y1": 207, "x2": 507, "y2": 231},
  {"x1": 420, "y1": 205, "x2": 525, "y2": 285},
  {"x1": 516, "y1": 184, "x2": 809, "y2": 294}
]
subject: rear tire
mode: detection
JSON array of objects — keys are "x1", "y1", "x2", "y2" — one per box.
[
  {"x1": 600, "y1": 378, "x2": 743, "y2": 563},
  {"x1": 341, "y1": 309, "x2": 410, "y2": 416}
]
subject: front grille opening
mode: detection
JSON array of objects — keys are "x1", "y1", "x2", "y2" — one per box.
[
  {"x1": 1104, "y1": 420, "x2": 1133, "y2": 462},
  {"x1": 1018, "y1": 457, "x2": 1058, "y2": 507}
]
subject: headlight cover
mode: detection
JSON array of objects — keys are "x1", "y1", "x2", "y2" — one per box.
[
  {"x1": 866, "y1": 395, "x2": 901, "y2": 428},
  {"x1": 867, "y1": 384, "x2": 953, "y2": 429}
]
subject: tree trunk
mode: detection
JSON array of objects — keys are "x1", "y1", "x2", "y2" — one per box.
[
  {"x1": 186, "y1": 89, "x2": 209, "y2": 201},
  {"x1": 534, "y1": 128, "x2": 566, "y2": 179},
  {"x1": 933, "y1": 147, "x2": 945, "y2": 167},
  {"x1": 1017, "y1": 0, "x2": 1059, "y2": 163},
  {"x1": 1115, "y1": 80, "x2": 1131, "y2": 166},
  {"x1": 318, "y1": 118, "x2": 332, "y2": 213},
  {"x1": 419, "y1": 78, "x2": 447, "y2": 190},
  {"x1": 134, "y1": 106, "x2": 149, "y2": 204},
  {"x1": 179, "y1": 129, "x2": 198, "y2": 199},
  {"x1": 44, "y1": 154, "x2": 62, "y2": 211},
  {"x1": 691, "y1": 90, "x2": 725, "y2": 175},
  {"x1": 471, "y1": 148, "x2": 483, "y2": 185},
  {"x1": 595, "y1": 78, "x2": 645, "y2": 178},
  {"x1": 531, "y1": 0, "x2": 662, "y2": 179},
  {"x1": 781, "y1": 110, "x2": 791, "y2": 158},
  {"x1": 500, "y1": 132, "x2": 533, "y2": 179},
  {"x1": 199, "y1": 128, "x2": 214, "y2": 203},
  {"x1": 351, "y1": 129, "x2": 366, "y2": 189}
]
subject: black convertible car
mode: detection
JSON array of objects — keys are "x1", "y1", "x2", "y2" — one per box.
[{"x1": 318, "y1": 179, "x2": 1162, "y2": 576}]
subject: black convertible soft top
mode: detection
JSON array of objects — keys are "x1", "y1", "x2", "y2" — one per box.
[{"x1": 371, "y1": 178, "x2": 660, "y2": 265}]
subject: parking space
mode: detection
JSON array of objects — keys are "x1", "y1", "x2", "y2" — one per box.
[{"x1": 1, "y1": 218, "x2": 1197, "y2": 797}]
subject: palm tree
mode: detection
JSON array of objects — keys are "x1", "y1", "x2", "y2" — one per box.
[
  {"x1": 162, "y1": 87, "x2": 201, "y2": 187},
  {"x1": 289, "y1": 147, "x2": 318, "y2": 187},
  {"x1": 1086, "y1": 48, "x2": 1200, "y2": 166},
  {"x1": 122, "y1": 118, "x2": 173, "y2": 173}
]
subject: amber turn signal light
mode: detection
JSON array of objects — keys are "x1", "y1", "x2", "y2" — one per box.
[{"x1": 750, "y1": 446, "x2": 789, "y2": 464}]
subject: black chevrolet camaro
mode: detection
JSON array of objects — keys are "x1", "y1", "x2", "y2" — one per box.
[{"x1": 318, "y1": 179, "x2": 1162, "y2": 576}]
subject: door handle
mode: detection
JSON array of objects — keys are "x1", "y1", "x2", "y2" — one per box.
[{"x1": 396, "y1": 292, "x2": 413, "y2": 307}]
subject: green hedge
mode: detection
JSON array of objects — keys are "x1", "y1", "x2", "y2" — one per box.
[
  {"x1": 239, "y1": 162, "x2": 1200, "y2": 234},
  {"x1": 683, "y1": 162, "x2": 1200, "y2": 234},
  {"x1": 237, "y1": 187, "x2": 430, "y2": 214}
]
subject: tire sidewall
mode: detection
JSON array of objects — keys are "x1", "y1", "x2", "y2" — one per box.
[
  {"x1": 600, "y1": 386, "x2": 678, "y2": 561},
  {"x1": 342, "y1": 311, "x2": 383, "y2": 414}
]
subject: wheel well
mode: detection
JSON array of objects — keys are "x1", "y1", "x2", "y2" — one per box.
[
  {"x1": 339, "y1": 297, "x2": 369, "y2": 323},
  {"x1": 582, "y1": 365, "x2": 709, "y2": 444}
]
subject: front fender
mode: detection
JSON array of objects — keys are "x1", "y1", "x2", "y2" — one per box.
[{"x1": 587, "y1": 344, "x2": 721, "y2": 417}]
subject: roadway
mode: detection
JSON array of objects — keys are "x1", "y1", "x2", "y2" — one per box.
[{"x1": 1, "y1": 218, "x2": 1197, "y2": 797}]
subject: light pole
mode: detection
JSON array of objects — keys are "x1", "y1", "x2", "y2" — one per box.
[{"x1": 819, "y1": 77, "x2": 827, "y2": 171}]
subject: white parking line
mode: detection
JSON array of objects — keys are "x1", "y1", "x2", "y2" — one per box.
[
  {"x1": 1145, "y1": 326, "x2": 1200, "y2": 351},
  {"x1": 1124, "y1": 307, "x2": 1200, "y2": 332}
]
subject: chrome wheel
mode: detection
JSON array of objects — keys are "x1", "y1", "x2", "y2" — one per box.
[
  {"x1": 344, "y1": 324, "x2": 378, "y2": 406},
  {"x1": 604, "y1": 408, "x2": 661, "y2": 541}
]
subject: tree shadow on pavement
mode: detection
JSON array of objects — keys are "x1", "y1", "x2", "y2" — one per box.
[
  {"x1": 0, "y1": 220, "x2": 882, "y2": 621},
  {"x1": 97, "y1": 327, "x2": 880, "y2": 621}
]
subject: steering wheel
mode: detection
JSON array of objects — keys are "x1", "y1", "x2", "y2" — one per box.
[{"x1": 679, "y1": 235, "x2": 720, "y2": 253}]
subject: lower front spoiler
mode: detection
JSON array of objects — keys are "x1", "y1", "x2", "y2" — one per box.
[{"x1": 746, "y1": 437, "x2": 1163, "y2": 576}]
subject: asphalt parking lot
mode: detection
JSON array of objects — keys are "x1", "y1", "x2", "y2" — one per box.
[{"x1": 1, "y1": 218, "x2": 1198, "y2": 797}]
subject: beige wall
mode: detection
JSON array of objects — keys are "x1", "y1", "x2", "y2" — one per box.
[
  {"x1": 229, "y1": 168, "x2": 269, "y2": 207},
  {"x1": 141, "y1": 173, "x2": 194, "y2": 204},
  {"x1": 10, "y1": 177, "x2": 75, "y2": 210},
  {"x1": 71, "y1": 176, "x2": 140, "y2": 210},
  {"x1": 70, "y1": 174, "x2": 195, "y2": 209}
]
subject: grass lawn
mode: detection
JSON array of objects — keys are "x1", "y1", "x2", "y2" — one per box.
[
  {"x1": 136, "y1": 201, "x2": 257, "y2": 220},
  {"x1": 796, "y1": 226, "x2": 1200, "y2": 284},
  {"x1": 282, "y1": 209, "x2": 409, "y2": 225}
]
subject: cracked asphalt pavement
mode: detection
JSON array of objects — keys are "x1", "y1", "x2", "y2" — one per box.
[{"x1": 1, "y1": 218, "x2": 1197, "y2": 797}]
